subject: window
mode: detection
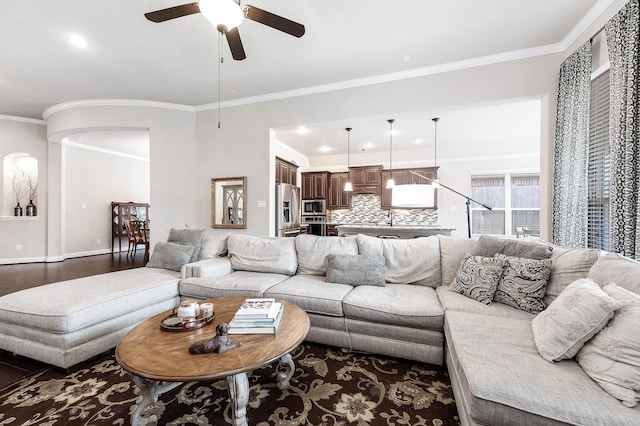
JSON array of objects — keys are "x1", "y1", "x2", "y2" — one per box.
[
  {"x1": 471, "y1": 173, "x2": 540, "y2": 236},
  {"x1": 587, "y1": 69, "x2": 610, "y2": 251}
]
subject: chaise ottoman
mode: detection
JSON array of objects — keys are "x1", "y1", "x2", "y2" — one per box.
[{"x1": 0, "y1": 267, "x2": 181, "y2": 369}]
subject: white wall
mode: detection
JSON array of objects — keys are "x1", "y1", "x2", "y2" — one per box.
[
  {"x1": 0, "y1": 118, "x2": 48, "y2": 262},
  {"x1": 63, "y1": 143, "x2": 149, "y2": 255},
  {"x1": 195, "y1": 54, "x2": 560, "y2": 238},
  {"x1": 44, "y1": 105, "x2": 196, "y2": 259}
]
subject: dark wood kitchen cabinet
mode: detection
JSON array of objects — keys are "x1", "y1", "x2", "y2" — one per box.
[
  {"x1": 349, "y1": 165, "x2": 383, "y2": 195},
  {"x1": 275, "y1": 157, "x2": 298, "y2": 186},
  {"x1": 326, "y1": 224, "x2": 340, "y2": 236},
  {"x1": 329, "y1": 172, "x2": 352, "y2": 209},
  {"x1": 301, "y1": 172, "x2": 329, "y2": 200},
  {"x1": 381, "y1": 167, "x2": 438, "y2": 208}
]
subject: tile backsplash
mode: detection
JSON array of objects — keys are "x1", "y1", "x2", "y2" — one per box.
[{"x1": 329, "y1": 194, "x2": 438, "y2": 225}]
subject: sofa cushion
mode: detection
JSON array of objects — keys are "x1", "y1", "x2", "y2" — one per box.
[
  {"x1": 435, "y1": 286, "x2": 535, "y2": 320},
  {"x1": 295, "y1": 234, "x2": 358, "y2": 275},
  {"x1": 198, "y1": 231, "x2": 230, "y2": 260},
  {"x1": 472, "y1": 235, "x2": 553, "y2": 259},
  {"x1": 326, "y1": 254, "x2": 385, "y2": 286},
  {"x1": 179, "y1": 271, "x2": 290, "y2": 299},
  {"x1": 445, "y1": 310, "x2": 640, "y2": 426},
  {"x1": 494, "y1": 256, "x2": 552, "y2": 313},
  {"x1": 577, "y1": 284, "x2": 640, "y2": 408},
  {"x1": 588, "y1": 252, "x2": 640, "y2": 294},
  {"x1": 264, "y1": 275, "x2": 353, "y2": 316},
  {"x1": 438, "y1": 235, "x2": 479, "y2": 285},
  {"x1": 544, "y1": 246, "x2": 601, "y2": 305},
  {"x1": 357, "y1": 234, "x2": 441, "y2": 287},
  {"x1": 450, "y1": 254, "x2": 508, "y2": 305},
  {"x1": 343, "y1": 284, "x2": 444, "y2": 330},
  {"x1": 167, "y1": 228, "x2": 205, "y2": 263},
  {"x1": 146, "y1": 241, "x2": 194, "y2": 272},
  {"x1": 531, "y1": 278, "x2": 621, "y2": 362},
  {"x1": 0, "y1": 268, "x2": 180, "y2": 333},
  {"x1": 227, "y1": 234, "x2": 298, "y2": 275}
]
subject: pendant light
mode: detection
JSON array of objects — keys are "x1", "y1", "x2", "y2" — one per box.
[
  {"x1": 431, "y1": 117, "x2": 441, "y2": 188},
  {"x1": 386, "y1": 119, "x2": 395, "y2": 189},
  {"x1": 344, "y1": 127, "x2": 353, "y2": 191}
]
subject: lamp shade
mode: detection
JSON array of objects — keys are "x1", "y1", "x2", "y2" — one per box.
[
  {"x1": 199, "y1": 0, "x2": 244, "y2": 32},
  {"x1": 392, "y1": 184, "x2": 435, "y2": 208}
]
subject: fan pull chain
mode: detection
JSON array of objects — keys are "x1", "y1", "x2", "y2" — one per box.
[{"x1": 217, "y1": 32, "x2": 224, "y2": 128}]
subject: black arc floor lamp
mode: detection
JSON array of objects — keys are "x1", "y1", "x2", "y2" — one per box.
[{"x1": 407, "y1": 170, "x2": 492, "y2": 238}]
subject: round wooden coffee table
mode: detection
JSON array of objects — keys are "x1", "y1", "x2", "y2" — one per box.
[{"x1": 116, "y1": 297, "x2": 310, "y2": 426}]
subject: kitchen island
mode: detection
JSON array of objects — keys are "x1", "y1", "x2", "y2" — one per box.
[{"x1": 335, "y1": 224, "x2": 454, "y2": 239}]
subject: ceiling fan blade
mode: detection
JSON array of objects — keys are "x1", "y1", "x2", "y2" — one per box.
[
  {"x1": 226, "y1": 27, "x2": 246, "y2": 60},
  {"x1": 144, "y1": 2, "x2": 201, "y2": 23},
  {"x1": 243, "y1": 4, "x2": 305, "y2": 38}
]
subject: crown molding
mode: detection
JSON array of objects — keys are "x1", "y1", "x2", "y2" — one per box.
[
  {"x1": 559, "y1": 0, "x2": 617, "y2": 51},
  {"x1": 195, "y1": 43, "x2": 565, "y2": 112},
  {"x1": 39, "y1": 1, "x2": 615, "y2": 120},
  {"x1": 42, "y1": 99, "x2": 195, "y2": 120},
  {"x1": 0, "y1": 114, "x2": 46, "y2": 125},
  {"x1": 62, "y1": 139, "x2": 150, "y2": 162}
]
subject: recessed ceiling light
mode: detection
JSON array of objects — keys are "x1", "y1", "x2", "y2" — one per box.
[
  {"x1": 364, "y1": 142, "x2": 373, "y2": 149},
  {"x1": 318, "y1": 146, "x2": 332, "y2": 152},
  {"x1": 296, "y1": 126, "x2": 309, "y2": 135},
  {"x1": 68, "y1": 34, "x2": 88, "y2": 49},
  {"x1": 415, "y1": 138, "x2": 423, "y2": 144}
]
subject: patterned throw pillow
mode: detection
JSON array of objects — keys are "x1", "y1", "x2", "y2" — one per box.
[
  {"x1": 494, "y1": 256, "x2": 552, "y2": 313},
  {"x1": 146, "y1": 241, "x2": 195, "y2": 272},
  {"x1": 577, "y1": 284, "x2": 640, "y2": 408},
  {"x1": 449, "y1": 254, "x2": 508, "y2": 305},
  {"x1": 531, "y1": 278, "x2": 622, "y2": 362},
  {"x1": 326, "y1": 254, "x2": 386, "y2": 286}
]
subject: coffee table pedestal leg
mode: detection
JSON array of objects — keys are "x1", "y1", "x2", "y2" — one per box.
[
  {"x1": 227, "y1": 372, "x2": 249, "y2": 426},
  {"x1": 131, "y1": 376, "x2": 182, "y2": 426},
  {"x1": 277, "y1": 353, "x2": 295, "y2": 389}
]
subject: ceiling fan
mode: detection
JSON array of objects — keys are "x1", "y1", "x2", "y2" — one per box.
[{"x1": 144, "y1": 0, "x2": 305, "y2": 61}]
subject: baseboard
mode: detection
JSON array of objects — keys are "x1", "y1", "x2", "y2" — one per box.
[{"x1": 0, "y1": 248, "x2": 128, "y2": 265}]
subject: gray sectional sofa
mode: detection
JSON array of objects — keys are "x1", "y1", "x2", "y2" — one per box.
[{"x1": 1, "y1": 231, "x2": 639, "y2": 426}]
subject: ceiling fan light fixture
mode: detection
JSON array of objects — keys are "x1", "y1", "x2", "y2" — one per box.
[{"x1": 199, "y1": 0, "x2": 244, "y2": 32}]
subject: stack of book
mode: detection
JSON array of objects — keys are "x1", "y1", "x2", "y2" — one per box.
[{"x1": 228, "y1": 298, "x2": 284, "y2": 334}]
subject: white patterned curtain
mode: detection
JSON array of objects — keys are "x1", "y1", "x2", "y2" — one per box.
[
  {"x1": 552, "y1": 42, "x2": 592, "y2": 248},
  {"x1": 606, "y1": 0, "x2": 640, "y2": 260}
]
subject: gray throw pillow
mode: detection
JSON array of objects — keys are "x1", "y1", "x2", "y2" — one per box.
[
  {"x1": 473, "y1": 235, "x2": 553, "y2": 260},
  {"x1": 450, "y1": 254, "x2": 508, "y2": 305},
  {"x1": 576, "y1": 284, "x2": 640, "y2": 407},
  {"x1": 168, "y1": 228, "x2": 204, "y2": 263},
  {"x1": 494, "y1": 255, "x2": 552, "y2": 313},
  {"x1": 147, "y1": 242, "x2": 194, "y2": 272},
  {"x1": 326, "y1": 254, "x2": 386, "y2": 286}
]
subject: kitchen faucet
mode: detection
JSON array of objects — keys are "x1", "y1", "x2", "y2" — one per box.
[{"x1": 387, "y1": 209, "x2": 393, "y2": 227}]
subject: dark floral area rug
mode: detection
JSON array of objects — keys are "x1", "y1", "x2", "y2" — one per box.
[{"x1": 0, "y1": 343, "x2": 460, "y2": 425}]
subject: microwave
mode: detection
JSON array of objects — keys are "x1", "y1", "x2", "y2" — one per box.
[{"x1": 302, "y1": 199, "x2": 326, "y2": 215}]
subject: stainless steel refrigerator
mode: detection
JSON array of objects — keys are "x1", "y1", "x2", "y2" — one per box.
[{"x1": 275, "y1": 183, "x2": 301, "y2": 237}]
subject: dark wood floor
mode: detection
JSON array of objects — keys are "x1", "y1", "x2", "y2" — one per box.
[{"x1": 0, "y1": 251, "x2": 147, "y2": 390}]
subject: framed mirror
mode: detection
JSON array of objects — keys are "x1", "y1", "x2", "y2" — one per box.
[{"x1": 211, "y1": 176, "x2": 246, "y2": 229}]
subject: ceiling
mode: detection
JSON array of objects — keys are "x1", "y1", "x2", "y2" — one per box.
[{"x1": 2, "y1": 0, "x2": 604, "y2": 122}]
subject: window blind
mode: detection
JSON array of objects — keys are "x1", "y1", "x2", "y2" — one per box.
[{"x1": 588, "y1": 69, "x2": 610, "y2": 251}]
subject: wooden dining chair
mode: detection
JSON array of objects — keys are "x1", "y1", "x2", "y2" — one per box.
[{"x1": 124, "y1": 219, "x2": 149, "y2": 258}]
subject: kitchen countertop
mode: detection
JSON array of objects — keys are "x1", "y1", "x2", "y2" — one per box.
[{"x1": 335, "y1": 224, "x2": 454, "y2": 238}]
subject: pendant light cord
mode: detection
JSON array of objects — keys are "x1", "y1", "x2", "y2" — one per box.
[
  {"x1": 388, "y1": 119, "x2": 395, "y2": 179},
  {"x1": 432, "y1": 117, "x2": 439, "y2": 169},
  {"x1": 218, "y1": 32, "x2": 224, "y2": 129}
]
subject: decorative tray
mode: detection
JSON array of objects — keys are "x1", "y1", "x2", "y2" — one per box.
[{"x1": 160, "y1": 312, "x2": 215, "y2": 332}]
